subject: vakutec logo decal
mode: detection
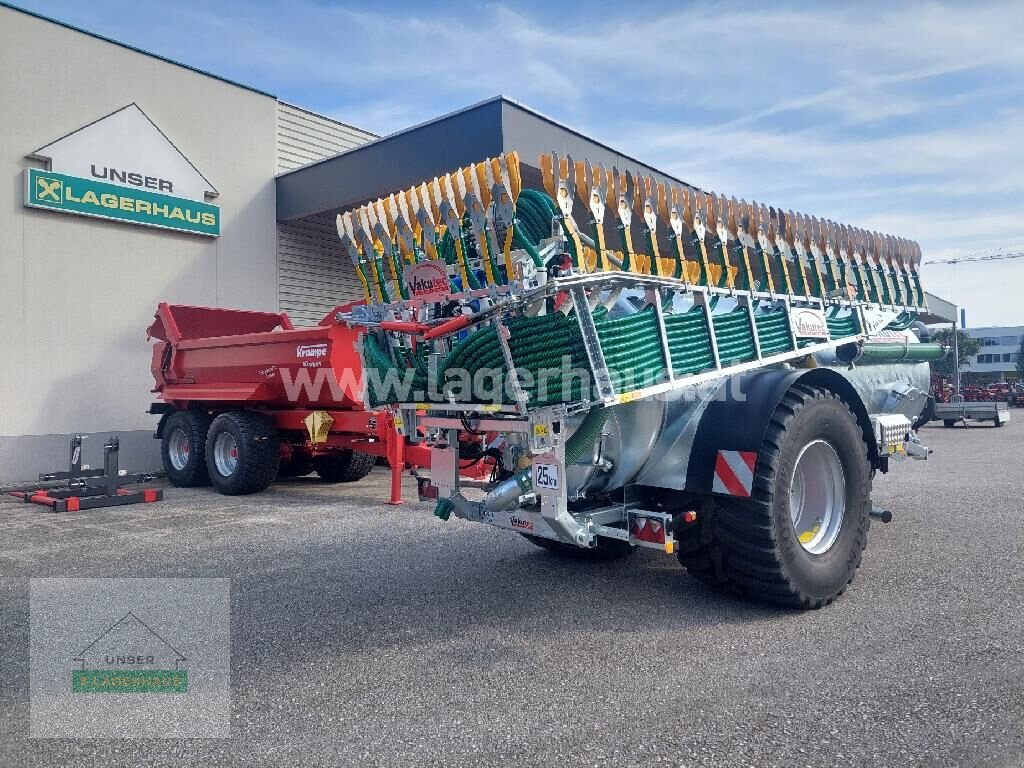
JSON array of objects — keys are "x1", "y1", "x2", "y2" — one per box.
[
  {"x1": 296, "y1": 343, "x2": 328, "y2": 359},
  {"x1": 509, "y1": 515, "x2": 534, "y2": 531},
  {"x1": 793, "y1": 310, "x2": 829, "y2": 338},
  {"x1": 409, "y1": 274, "x2": 448, "y2": 295},
  {"x1": 404, "y1": 261, "x2": 449, "y2": 298}
]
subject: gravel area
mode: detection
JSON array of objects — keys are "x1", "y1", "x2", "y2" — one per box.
[{"x1": 1, "y1": 417, "x2": 1022, "y2": 767}]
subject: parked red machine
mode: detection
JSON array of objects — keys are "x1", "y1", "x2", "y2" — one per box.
[{"x1": 146, "y1": 301, "x2": 428, "y2": 501}]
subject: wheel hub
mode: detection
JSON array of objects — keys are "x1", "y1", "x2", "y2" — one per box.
[
  {"x1": 167, "y1": 428, "x2": 191, "y2": 471},
  {"x1": 789, "y1": 439, "x2": 846, "y2": 555},
  {"x1": 213, "y1": 432, "x2": 239, "y2": 477}
]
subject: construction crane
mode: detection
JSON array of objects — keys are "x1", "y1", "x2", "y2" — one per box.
[{"x1": 926, "y1": 244, "x2": 1024, "y2": 266}]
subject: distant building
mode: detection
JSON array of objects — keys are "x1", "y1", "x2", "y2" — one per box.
[{"x1": 964, "y1": 326, "x2": 1023, "y2": 382}]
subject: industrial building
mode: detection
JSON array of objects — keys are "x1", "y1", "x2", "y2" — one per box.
[
  {"x1": 0, "y1": 1, "x2": 957, "y2": 483},
  {"x1": 963, "y1": 326, "x2": 1023, "y2": 382},
  {"x1": 0, "y1": 2, "x2": 376, "y2": 480}
]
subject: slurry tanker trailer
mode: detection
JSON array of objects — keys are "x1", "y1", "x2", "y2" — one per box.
[{"x1": 334, "y1": 151, "x2": 943, "y2": 608}]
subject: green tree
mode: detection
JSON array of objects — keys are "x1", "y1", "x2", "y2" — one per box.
[
  {"x1": 930, "y1": 328, "x2": 982, "y2": 377},
  {"x1": 1016, "y1": 335, "x2": 1024, "y2": 381}
]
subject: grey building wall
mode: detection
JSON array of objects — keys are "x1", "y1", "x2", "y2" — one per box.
[
  {"x1": 278, "y1": 213, "x2": 366, "y2": 326},
  {"x1": 0, "y1": 6, "x2": 280, "y2": 483},
  {"x1": 276, "y1": 102, "x2": 375, "y2": 174},
  {"x1": 275, "y1": 103, "x2": 375, "y2": 325}
]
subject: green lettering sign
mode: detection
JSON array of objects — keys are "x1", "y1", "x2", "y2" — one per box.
[
  {"x1": 72, "y1": 669, "x2": 189, "y2": 693},
  {"x1": 25, "y1": 168, "x2": 220, "y2": 237}
]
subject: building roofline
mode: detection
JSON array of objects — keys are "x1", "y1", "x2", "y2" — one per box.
[
  {"x1": 498, "y1": 96, "x2": 693, "y2": 187},
  {"x1": 277, "y1": 101, "x2": 378, "y2": 140},
  {"x1": 274, "y1": 95, "x2": 505, "y2": 180},
  {"x1": 276, "y1": 95, "x2": 694, "y2": 188},
  {"x1": 274, "y1": 95, "x2": 702, "y2": 220},
  {"x1": 0, "y1": 1, "x2": 276, "y2": 99}
]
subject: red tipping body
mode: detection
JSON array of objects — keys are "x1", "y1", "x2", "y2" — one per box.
[
  {"x1": 146, "y1": 302, "x2": 492, "y2": 503},
  {"x1": 148, "y1": 302, "x2": 364, "y2": 409}
]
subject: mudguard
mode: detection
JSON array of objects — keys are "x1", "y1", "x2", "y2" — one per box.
[
  {"x1": 150, "y1": 404, "x2": 173, "y2": 440},
  {"x1": 683, "y1": 366, "x2": 878, "y2": 495}
]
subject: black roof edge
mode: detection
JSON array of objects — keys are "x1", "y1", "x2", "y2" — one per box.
[
  {"x1": 275, "y1": 98, "x2": 505, "y2": 220},
  {"x1": 276, "y1": 95, "x2": 693, "y2": 187},
  {"x1": 274, "y1": 96, "x2": 703, "y2": 220},
  {"x1": 275, "y1": 96, "x2": 506, "y2": 180},
  {"x1": 498, "y1": 97, "x2": 691, "y2": 186}
]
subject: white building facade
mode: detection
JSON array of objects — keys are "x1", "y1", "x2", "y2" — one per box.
[
  {"x1": 0, "y1": 3, "x2": 373, "y2": 482},
  {"x1": 964, "y1": 326, "x2": 1023, "y2": 382}
]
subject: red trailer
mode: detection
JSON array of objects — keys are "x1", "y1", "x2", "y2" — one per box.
[{"x1": 146, "y1": 302, "x2": 428, "y2": 501}]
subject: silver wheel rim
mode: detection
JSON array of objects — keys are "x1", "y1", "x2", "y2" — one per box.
[
  {"x1": 789, "y1": 439, "x2": 846, "y2": 555},
  {"x1": 167, "y1": 428, "x2": 191, "y2": 471},
  {"x1": 213, "y1": 432, "x2": 239, "y2": 477}
]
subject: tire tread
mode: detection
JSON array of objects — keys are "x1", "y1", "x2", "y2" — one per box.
[
  {"x1": 676, "y1": 385, "x2": 872, "y2": 609},
  {"x1": 206, "y1": 411, "x2": 279, "y2": 495},
  {"x1": 314, "y1": 449, "x2": 377, "y2": 483},
  {"x1": 161, "y1": 410, "x2": 212, "y2": 487}
]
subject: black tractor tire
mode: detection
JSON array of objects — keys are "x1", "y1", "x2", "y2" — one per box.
[
  {"x1": 943, "y1": 419, "x2": 956, "y2": 428},
  {"x1": 278, "y1": 453, "x2": 314, "y2": 478},
  {"x1": 676, "y1": 385, "x2": 872, "y2": 609},
  {"x1": 161, "y1": 410, "x2": 212, "y2": 487},
  {"x1": 205, "y1": 411, "x2": 279, "y2": 495},
  {"x1": 674, "y1": 496, "x2": 729, "y2": 588},
  {"x1": 313, "y1": 449, "x2": 376, "y2": 483},
  {"x1": 521, "y1": 533, "x2": 635, "y2": 561}
]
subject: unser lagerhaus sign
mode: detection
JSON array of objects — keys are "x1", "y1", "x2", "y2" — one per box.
[{"x1": 24, "y1": 103, "x2": 220, "y2": 237}]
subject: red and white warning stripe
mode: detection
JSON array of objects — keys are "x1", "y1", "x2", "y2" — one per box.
[{"x1": 712, "y1": 450, "x2": 757, "y2": 497}]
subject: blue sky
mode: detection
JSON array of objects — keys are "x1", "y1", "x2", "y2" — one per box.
[{"x1": 15, "y1": 0, "x2": 1024, "y2": 326}]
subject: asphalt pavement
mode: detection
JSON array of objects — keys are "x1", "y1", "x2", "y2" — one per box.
[{"x1": 1, "y1": 418, "x2": 1022, "y2": 767}]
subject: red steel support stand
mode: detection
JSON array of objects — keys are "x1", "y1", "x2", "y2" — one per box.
[{"x1": 386, "y1": 417, "x2": 405, "y2": 505}]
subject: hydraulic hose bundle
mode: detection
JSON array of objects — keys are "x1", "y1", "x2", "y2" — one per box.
[{"x1": 343, "y1": 150, "x2": 931, "y2": 410}]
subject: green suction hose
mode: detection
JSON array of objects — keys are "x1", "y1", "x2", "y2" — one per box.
[
  {"x1": 359, "y1": 188, "x2": 933, "y2": 411},
  {"x1": 855, "y1": 342, "x2": 946, "y2": 363}
]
